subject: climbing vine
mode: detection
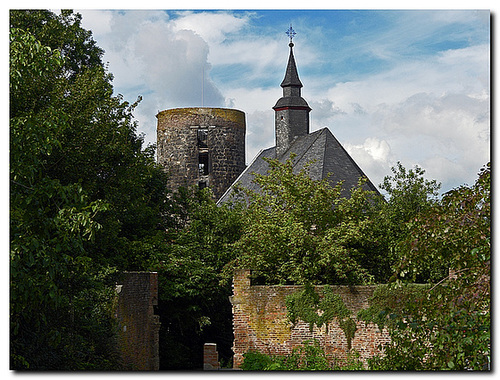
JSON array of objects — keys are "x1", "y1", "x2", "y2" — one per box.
[
  {"x1": 356, "y1": 283, "x2": 431, "y2": 332},
  {"x1": 285, "y1": 284, "x2": 357, "y2": 349}
]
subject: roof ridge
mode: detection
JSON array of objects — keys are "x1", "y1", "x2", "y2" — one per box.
[
  {"x1": 323, "y1": 128, "x2": 379, "y2": 192},
  {"x1": 289, "y1": 129, "x2": 326, "y2": 168},
  {"x1": 216, "y1": 147, "x2": 273, "y2": 205}
]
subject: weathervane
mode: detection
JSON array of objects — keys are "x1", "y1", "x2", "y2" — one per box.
[{"x1": 286, "y1": 24, "x2": 296, "y2": 46}]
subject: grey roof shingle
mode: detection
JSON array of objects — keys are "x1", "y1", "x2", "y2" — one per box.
[
  {"x1": 217, "y1": 127, "x2": 379, "y2": 204},
  {"x1": 280, "y1": 46, "x2": 303, "y2": 88}
]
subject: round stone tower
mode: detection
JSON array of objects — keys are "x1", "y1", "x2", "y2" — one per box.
[{"x1": 156, "y1": 107, "x2": 246, "y2": 200}]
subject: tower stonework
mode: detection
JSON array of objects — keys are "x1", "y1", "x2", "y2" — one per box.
[{"x1": 156, "y1": 107, "x2": 246, "y2": 200}]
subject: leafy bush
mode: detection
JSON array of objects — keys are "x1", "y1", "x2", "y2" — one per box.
[
  {"x1": 332, "y1": 350, "x2": 365, "y2": 370},
  {"x1": 240, "y1": 351, "x2": 273, "y2": 371},
  {"x1": 241, "y1": 340, "x2": 332, "y2": 371}
]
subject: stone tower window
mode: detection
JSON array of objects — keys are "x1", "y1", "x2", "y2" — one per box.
[
  {"x1": 199, "y1": 152, "x2": 209, "y2": 176},
  {"x1": 197, "y1": 129, "x2": 208, "y2": 148}
]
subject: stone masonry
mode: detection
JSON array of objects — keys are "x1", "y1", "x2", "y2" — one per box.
[
  {"x1": 156, "y1": 107, "x2": 246, "y2": 200},
  {"x1": 230, "y1": 269, "x2": 391, "y2": 369},
  {"x1": 116, "y1": 272, "x2": 160, "y2": 370}
]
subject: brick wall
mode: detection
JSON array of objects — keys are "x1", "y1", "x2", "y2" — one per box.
[
  {"x1": 116, "y1": 272, "x2": 161, "y2": 370},
  {"x1": 203, "y1": 343, "x2": 220, "y2": 370},
  {"x1": 230, "y1": 269, "x2": 390, "y2": 369}
]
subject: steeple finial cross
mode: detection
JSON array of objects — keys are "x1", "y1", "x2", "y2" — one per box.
[{"x1": 286, "y1": 25, "x2": 296, "y2": 46}]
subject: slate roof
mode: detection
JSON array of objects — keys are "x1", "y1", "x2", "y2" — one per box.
[
  {"x1": 217, "y1": 127, "x2": 379, "y2": 204},
  {"x1": 273, "y1": 44, "x2": 311, "y2": 111},
  {"x1": 280, "y1": 45, "x2": 303, "y2": 88}
]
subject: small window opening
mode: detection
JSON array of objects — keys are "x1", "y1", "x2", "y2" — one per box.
[
  {"x1": 199, "y1": 152, "x2": 209, "y2": 176},
  {"x1": 197, "y1": 129, "x2": 208, "y2": 148}
]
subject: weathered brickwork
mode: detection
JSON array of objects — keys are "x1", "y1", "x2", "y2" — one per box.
[
  {"x1": 230, "y1": 269, "x2": 390, "y2": 369},
  {"x1": 116, "y1": 272, "x2": 160, "y2": 370},
  {"x1": 156, "y1": 107, "x2": 246, "y2": 200},
  {"x1": 203, "y1": 343, "x2": 220, "y2": 370}
]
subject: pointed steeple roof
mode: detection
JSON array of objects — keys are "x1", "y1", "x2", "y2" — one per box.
[
  {"x1": 280, "y1": 43, "x2": 303, "y2": 88},
  {"x1": 273, "y1": 40, "x2": 311, "y2": 110}
]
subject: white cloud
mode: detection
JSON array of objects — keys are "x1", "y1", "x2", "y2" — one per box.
[
  {"x1": 80, "y1": 10, "x2": 239, "y2": 146},
  {"x1": 422, "y1": 155, "x2": 474, "y2": 190},
  {"x1": 245, "y1": 109, "x2": 275, "y2": 163},
  {"x1": 80, "y1": 10, "x2": 113, "y2": 35},
  {"x1": 304, "y1": 42, "x2": 490, "y2": 192},
  {"x1": 344, "y1": 137, "x2": 394, "y2": 188},
  {"x1": 171, "y1": 11, "x2": 250, "y2": 45},
  {"x1": 78, "y1": 10, "x2": 489, "y2": 193}
]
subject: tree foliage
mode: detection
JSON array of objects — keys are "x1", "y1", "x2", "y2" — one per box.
[
  {"x1": 359, "y1": 163, "x2": 490, "y2": 370},
  {"x1": 379, "y1": 161, "x2": 441, "y2": 226},
  {"x1": 10, "y1": 10, "x2": 171, "y2": 369},
  {"x1": 146, "y1": 187, "x2": 244, "y2": 369},
  {"x1": 377, "y1": 161, "x2": 444, "y2": 282},
  {"x1": 229, "y1": 155, "x2": 384, "y2": 285}
]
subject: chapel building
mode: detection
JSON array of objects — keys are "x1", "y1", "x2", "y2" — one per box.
[{"x1": 218, "y1": 36, "x2": 378, "y2": 204}]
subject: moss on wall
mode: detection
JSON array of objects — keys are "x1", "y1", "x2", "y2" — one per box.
[
  {"x1": 231, "y1": 270, "x2": 391, "y2": 369},
  {"x1": 156, "y1": 107, "x2": 245, "y2": 129}
]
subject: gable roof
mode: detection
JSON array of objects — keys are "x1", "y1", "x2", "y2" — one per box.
[{"x1": 217, "y1": 127, "x2": 379, "y2": 204}]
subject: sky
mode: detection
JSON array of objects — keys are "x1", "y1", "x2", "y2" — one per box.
[{"x1": 77, "y1": 7, "x2": 491, "y2": 194}]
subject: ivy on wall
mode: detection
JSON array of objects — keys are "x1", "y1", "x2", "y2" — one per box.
[
  {"x1": 285, "y1": 284, "x2": 357, "y2": 350},
  {"x1": 356, "y1": 283, "x2": 431, "y2": 332}
]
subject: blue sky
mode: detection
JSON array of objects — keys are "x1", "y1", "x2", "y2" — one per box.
[{"x1": 78, "y1": 7, "x2": 490, "y2": 194}]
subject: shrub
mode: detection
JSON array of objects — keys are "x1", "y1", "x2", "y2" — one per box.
[{"x1": 241, "y1": 339, "x2": 333, "y2": 371}]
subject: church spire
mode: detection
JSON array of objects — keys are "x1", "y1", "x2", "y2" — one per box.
[
  {"x1": 281, "y1": 26, "x2": 303, "y2": 89},
  {"x1": 280, "y1": 42, "x2": 303, "y2": 90},
  {"x1": 273, "y1": 26, "x2": 311, "y2": 157}
]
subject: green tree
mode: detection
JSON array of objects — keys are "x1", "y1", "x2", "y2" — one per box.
[
  {"x1": 379, "y1": 161, "x2": 441, "y2": 225},
  {"x1": 377, "y1": 161, "x2": 443, "y2": 282},
  {"x1": 359, "y1": 163, "x2": 490, "y2": 370},
  {"x1": 229, "y1": 155, "x2": 384, "y2": 285},
  {"x1": 10, "y1": 10, "x2": 171, "y2": 369},
  {"x1": 10, "y1": 25, "x2": 117, "y2": 370},
  {"x1": 147, "y1": 187, "x2": 244, "y2": 369},
  {"x1": 10, "y1": 10, "x2": 104, "y2": 81}
]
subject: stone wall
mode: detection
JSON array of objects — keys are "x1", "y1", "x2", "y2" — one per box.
[
  {"x1": 156, "y1": 107, "x2": 246, "y2": 200},
  {"x1": 230, "y1": 269, "x2": 390, "y2": 369},
  {"x1": 116, "y1": 272, "x2": 160, "y2": 370},
  {"x1": 274, "y1": 107, "x2": 310, "y2": 157}
]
